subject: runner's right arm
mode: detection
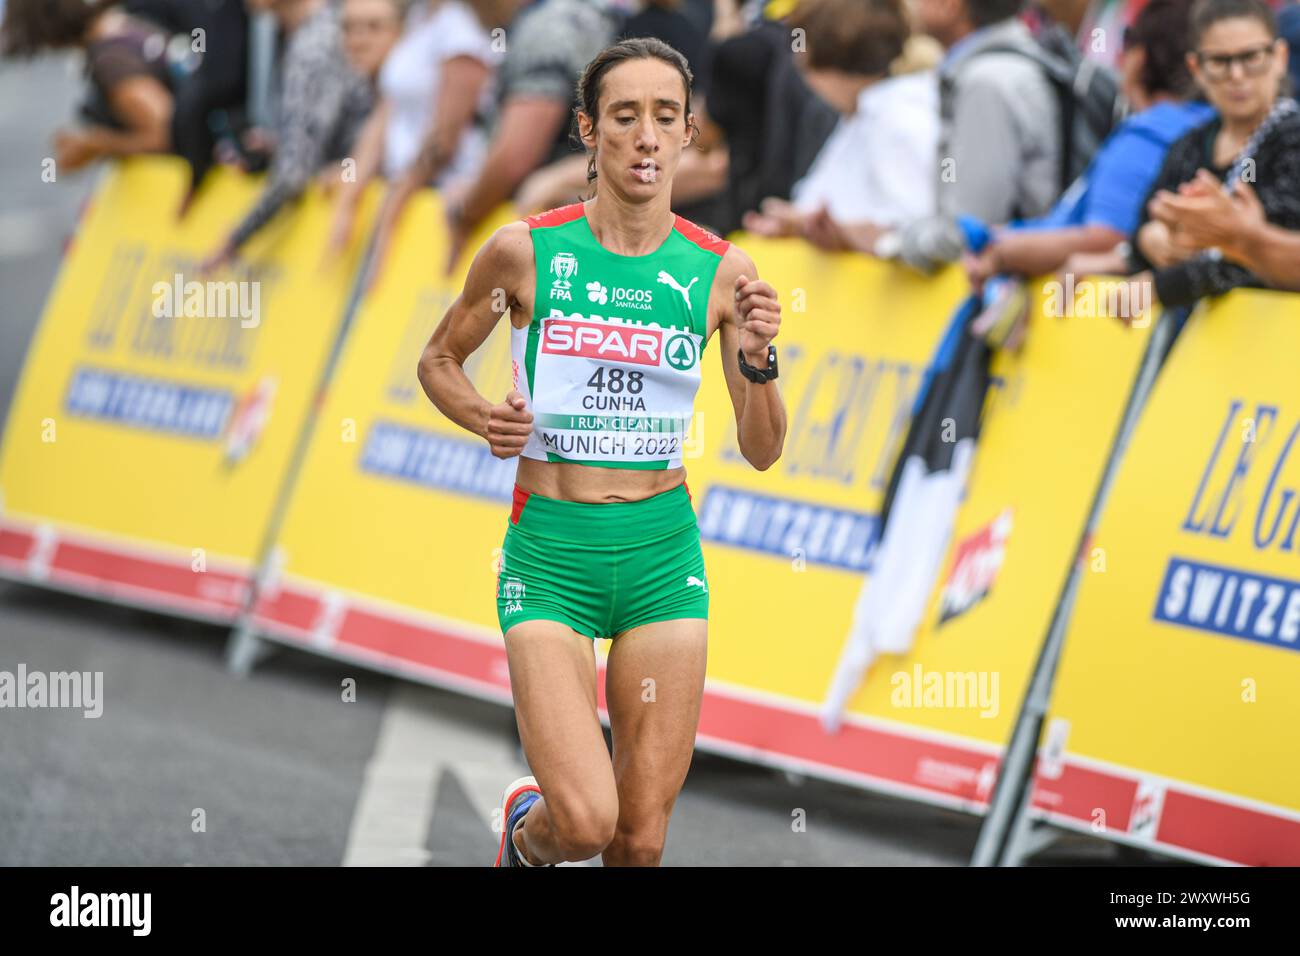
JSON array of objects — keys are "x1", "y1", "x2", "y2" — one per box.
[{"x1": 416, "y1": 220, "x2": 536, "y2": 457}]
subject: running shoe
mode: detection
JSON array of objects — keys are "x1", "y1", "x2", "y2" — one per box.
[{"x1": 493, "y1": 775, "x2": 552, "y2": 867}]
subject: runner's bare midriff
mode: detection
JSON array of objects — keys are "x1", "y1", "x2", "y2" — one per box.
[{"x1": 515, "y1": 456, "x2": 685, "y2": 503}]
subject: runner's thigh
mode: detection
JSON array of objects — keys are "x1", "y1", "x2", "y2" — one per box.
[
  {"x1": 604, "y1": 618, "x2": 708, "y2": 826},
  {"x1": 504, "y1": 620, "x2": 618, "y2": 833}
]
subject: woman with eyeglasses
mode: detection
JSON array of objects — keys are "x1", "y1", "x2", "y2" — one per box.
[
  {"x1": 964, "y1": 0, "x2": 1216, "y2": 295},
  {"x1": 200, "y1": 0, "x2": 374, "y2": 273},
  {"x1": 323, "y1": 0, "x2": 524, "y2": 278},
  {"x1": 1126, "y1": 0, "x2": 1300, "y2": 311},
  {"x1": 339, "y1": 0, "x2": 406, "y2": 83}
]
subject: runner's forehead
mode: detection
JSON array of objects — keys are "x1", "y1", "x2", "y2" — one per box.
[{"x1": 597, "y1": 59, "x2": 687, "y2": 110}]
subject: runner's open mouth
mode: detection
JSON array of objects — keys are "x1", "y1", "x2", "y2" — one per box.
[{"x1": 631, "y1": 159, "x2": 660, "y2": 183}]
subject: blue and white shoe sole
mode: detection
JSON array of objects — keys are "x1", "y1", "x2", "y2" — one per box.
[{"x1": 494, "y1": 775, "x2": 542, "y2": 867}]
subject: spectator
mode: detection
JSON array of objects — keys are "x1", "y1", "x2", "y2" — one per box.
[
  {"x1": 740, "y1": 0, "x2": 939, "y2": 241},
  {"x1": 706, "y1": 3, "x2": 839, "y2": 234},
  {"x1": 512, "y1": 0, "x2": 730, "y2": 226},
  {"x1": 124, "y1": 0, "x2": 249, "y2": 197},
  {"x1": 329, "y1": 0, "x2": 518, "y2": 276},
  {"x1": 1, "y1": 0, "x2": 175, "y2": 172},
  {"x1": 965, "y1": 0, "x2": 1214, "y2": 285},
  {"x1": 202, "y1": 0, "x2": 373, "y2": 270},
  {"x1": 339, "y1": 0, "x2": 406, "y2": 83},
  {"x1": 443, "y1": 0, "x2": 622, "y2": 271},
  {"x1": 799, "y1": 0, "x2": 1066, "y2": 272},
  {"x1": 1127, "y1": 0, "x2": 1300, "y2": 310},
  {"x1": 1035, "y1": 0, "x2": 1132, "y2": 69},
  {"x1": 1150, "y1": 170, "x2": 1300, "y2": 290},
  {"x1": 322, "y1": 0, "x2": 405, "y2": 204},
  {"x1": 623, "y1": 0, "x2": 712, "y2": 97}
]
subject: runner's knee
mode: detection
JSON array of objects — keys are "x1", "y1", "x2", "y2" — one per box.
[
  {"x1": 548, "y1": 793, "x2": 619, "y2": 858},
  {"x1": 609, "y1": 827, "x2": 667, "y2": 866}
]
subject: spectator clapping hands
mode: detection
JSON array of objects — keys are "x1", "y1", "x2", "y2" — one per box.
[{"x1": 1148, "y1": 168, "x2": 1267, "y2": 263}]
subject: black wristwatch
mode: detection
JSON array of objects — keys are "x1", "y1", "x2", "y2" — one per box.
[{"x1": 738, "y1": 344, "x2": 778, "y2": 384}]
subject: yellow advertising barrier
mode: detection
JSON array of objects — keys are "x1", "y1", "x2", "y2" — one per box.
[
  {"x1": 814, "y1": 280, "x2": 1156, "y2": 807},
  {"x1": 242, "y1": 191, "x2": 1150, "y2": 811},
  {"x1": 0, "y1": 158, "x2": 377, "y2": 621},
  {"x1": 1030, "y1": 290, "x2": 1300, "y2": 865}
]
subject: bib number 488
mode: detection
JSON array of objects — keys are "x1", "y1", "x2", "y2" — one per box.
[{"x1": 586, "y1": 367, "x2": 645, "y2": 393}]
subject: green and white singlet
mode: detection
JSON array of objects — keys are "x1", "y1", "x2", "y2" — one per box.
[{"x1": 513, "y1": 202, "x2": 731, "y2": 470}]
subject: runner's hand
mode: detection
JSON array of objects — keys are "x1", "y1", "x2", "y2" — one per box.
[
  {"x1": 486, "y1": 389, "x2": 534, "y2": 458},
  {"x1": 734, "y1": 274, "x2": 781, "y2": 360}
]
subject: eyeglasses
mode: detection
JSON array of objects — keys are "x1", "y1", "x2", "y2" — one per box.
[
  {"x1": 1195, "y1": 42, "x2": 1277, "y2": 80},
  {"x1": 342, "y1": 16, "x2": 397, "y2": 34}
]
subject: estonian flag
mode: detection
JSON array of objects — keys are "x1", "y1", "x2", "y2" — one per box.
[{"x1": 821, "y1": 294, "x2": 993, "y2": 732}]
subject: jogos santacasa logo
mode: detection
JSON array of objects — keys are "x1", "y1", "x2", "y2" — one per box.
[{"x1": 541, "y1": 312, "x2": 699, "y2": 370}]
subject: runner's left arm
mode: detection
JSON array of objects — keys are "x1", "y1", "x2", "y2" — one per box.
[{"x1": 716, "y1": 245, "x2": 786, "y2": 471}]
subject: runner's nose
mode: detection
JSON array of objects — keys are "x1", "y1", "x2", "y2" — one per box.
[{"x1": 635, "y1": 115, "x2": 659, "y2": 151}]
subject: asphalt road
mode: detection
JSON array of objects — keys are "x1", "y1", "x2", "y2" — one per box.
[{"x1": 0, "y1": 54, "x2": 1158, "y2": 867}]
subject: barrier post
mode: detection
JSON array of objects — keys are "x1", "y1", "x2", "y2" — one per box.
[
  {"x1": 246, "y1": 13, "x2": 277, "y2": 129},
  {"x1": 971, "y1": 306, "x2": 1181, "y2": 866},
  {"x1": 223, "y1": 236, "x2": 378, "y2": 676}
]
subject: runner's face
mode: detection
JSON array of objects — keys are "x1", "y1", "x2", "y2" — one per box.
[{"x1": 582, "y1": 58, "x2": 692, "y2": 200}]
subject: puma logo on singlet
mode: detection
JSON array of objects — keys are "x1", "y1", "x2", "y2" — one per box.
[
  {"x1": 657, "y1": 271, "x2": 699, "y2": 311},
  {"x1": 685, "y1": 575, "x2": 708, "y2": 592}
]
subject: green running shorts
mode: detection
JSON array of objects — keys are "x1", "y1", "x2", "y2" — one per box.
[{"x1": 495, "y1": 480, "x2": 709, "y2": 640}]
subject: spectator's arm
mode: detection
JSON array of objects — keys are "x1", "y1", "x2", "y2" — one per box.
[
  {"x1": 454, "y1": 95, "x2": 570, "y2": 237},
  {"x1": 364, "y1": 57, "x2": 494, "y2": 288},
  {"x1": 407, "y1": 55, "x2": 493, "y2": 189},
  {"x1": 1231, "y1": 221, "x2": 1300, "y2": 291},
  {"x1": 515, "y1": 154, "x2": 589, "y2": 214},
  {"x1": 990, "y1": 224, "x2": 1125, "y2": 276},
  {"x1": 1150, "y1": 255, "x2": 1257, "y2": 308},
  {"x1": 324, "y1": 99, "x2": 391, "y2": 259},
  {"x1": 342, "y1": 98, "x2": 391, "y2": 194},
  {"x1": 102, "y1": 75, "x2": 173, "y2": 153},
  {"x1": 224, "y1": 34, "x2": 352, "y2": 254},
  {"x1": 55, "y1": 76, "x2": 173, "y2": 170},
  {"x1": 670, "y1": 146, "x2": 729, "y2": 206}
]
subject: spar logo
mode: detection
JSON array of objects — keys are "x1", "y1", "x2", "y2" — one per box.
[
  {"x1": 542, "y1": 315, "x2": 663, "y2": 366},
  {"x1": 937, "y1": 507, "x2": 1013, "y2": 625},
  {"x1": 665, "y1": 333, "x2": 698, "y2": 370}
]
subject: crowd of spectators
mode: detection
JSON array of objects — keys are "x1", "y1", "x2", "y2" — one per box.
[{"x1": 3, "y1": 0, "x2": 1298, "y2": 314}]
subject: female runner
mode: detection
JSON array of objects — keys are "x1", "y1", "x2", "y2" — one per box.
[{"x1": 416, "y1": 37, "x2": 786, "y2": 866}]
